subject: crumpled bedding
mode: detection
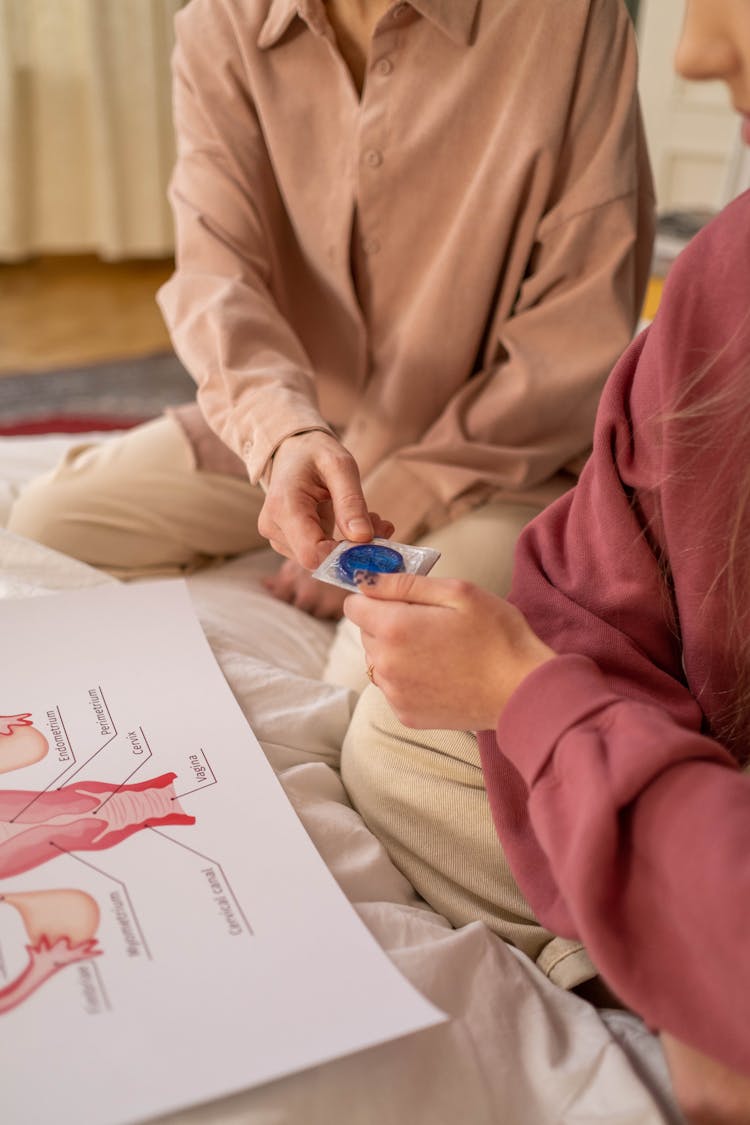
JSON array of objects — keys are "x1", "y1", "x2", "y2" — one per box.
[{"x1": 0, "y1": 435, "x2": 683, "y2": 1125}]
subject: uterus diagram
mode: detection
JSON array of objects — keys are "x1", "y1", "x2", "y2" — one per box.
[
  {"x1": 0, "y1": 773, "x2": 195, "y2": 1016},
  {"x1": 0, "y1": 772, "x2": 195, "y2": 879},
  {"x1": 0, "y1": 710, "x2": 197, "y2": 1017},
  {"x1": 0, "y1": 888, "x2": 102, "y2": 1015},
  {"x1": 0, "y1": 714, "x2": 49, "y2": 774}
]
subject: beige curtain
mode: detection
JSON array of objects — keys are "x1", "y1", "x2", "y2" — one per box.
[{"x1": 0, "y1": 0, "x2": 184, "y2": 260}]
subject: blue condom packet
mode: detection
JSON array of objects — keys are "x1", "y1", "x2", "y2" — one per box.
[{"x1": 311, "y1": 537, "x2": 441, "y2": 592}]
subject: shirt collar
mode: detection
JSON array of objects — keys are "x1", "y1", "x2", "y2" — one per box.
[
  {"x1": 257, "y1": 0, "x2": 479, "y2": 51},
  {"x1": 409, "y1": 0, "x2": 479, "y2": 45},
  {"x1": 257, "y1": 0, "x2": 299, "y2": 50}
]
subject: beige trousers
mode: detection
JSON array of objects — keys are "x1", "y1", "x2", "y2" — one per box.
[
  {"x1": 342, "y1": 685, "x2": 597, "y2": 989},
  {"x1": 9, "y1": 414, "x2": 592, "y2": 985},
  {"x1": 7, "y1": 415, "x2": 266, "y2": 576}
]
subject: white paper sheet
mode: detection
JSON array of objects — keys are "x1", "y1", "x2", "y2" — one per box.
[{"x1": 0, "y1": 581, "x2": 445, "y2": 1125}]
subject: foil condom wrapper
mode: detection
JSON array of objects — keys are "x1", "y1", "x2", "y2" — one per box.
[{"x1": 312, "y1": 537, "x2": 441, "y2": 592}]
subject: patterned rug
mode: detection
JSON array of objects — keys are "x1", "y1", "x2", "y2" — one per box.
[{"x1": 0, "y1": 352, "x2": 196, "y2": 435}]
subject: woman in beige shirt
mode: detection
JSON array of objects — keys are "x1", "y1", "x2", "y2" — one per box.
[{"x1": 9, "y1": 0, "x2": 654, "y2": 689}]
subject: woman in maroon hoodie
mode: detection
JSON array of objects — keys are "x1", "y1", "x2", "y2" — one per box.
[{"x1": 344, "y1": 2, "x2": 750, "y2": 1120}]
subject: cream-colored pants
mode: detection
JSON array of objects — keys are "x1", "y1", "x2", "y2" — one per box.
[
  {"x1": 8, "y1": 414, "x2": 550, "y2": 691},
  {"x1": 342, "y1": 685, "x2": 597, "y2": 990},
  {"x1": 9, "y1": 414, "x2": 592, "y2": 983}
]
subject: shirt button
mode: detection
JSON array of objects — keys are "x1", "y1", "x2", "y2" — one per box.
[
  {"x1": 364, "y1": 149, "x2": 383, "y2": 168},
  {"x1": 363, "y1": 237, "x2": 381, "y2": 255},
  {"x1": 375, "y1": 57, "x2": 393, "y2": 76}
]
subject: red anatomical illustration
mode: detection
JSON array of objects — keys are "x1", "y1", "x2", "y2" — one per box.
[
  {"x1": 0, "y1": 772, "x2": 195, "y2": 878},
  {"x1": 0, "y1": 888, "x2": 101, "y2": 1015},
  {"x1": 0, "y1": 715, "x2": 49, "y2": 774}
]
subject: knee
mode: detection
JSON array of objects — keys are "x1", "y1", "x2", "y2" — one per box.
[
  {"x1": 6, "y1": 475, "x2": 88, "y2": 558},
  {"x1": 323, "y1": 617, "x2": 370, "y2": 693},
  {"x1": 8, "y1": 462, "x2": 134, "y2": 568},
  {"x1": 340, "y1": 684, "x2": 393, "y2": 810},
  {"x1": 7, "y1": 473, "x2": 194, "y2": 574},
  {"x1": 342, "y1": 683, "x2": 389, "y2": 750}
]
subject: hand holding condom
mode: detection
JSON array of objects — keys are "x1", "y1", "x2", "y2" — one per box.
[{"x1": 343, "y1": 571, "x2": 555, "y2": 732}]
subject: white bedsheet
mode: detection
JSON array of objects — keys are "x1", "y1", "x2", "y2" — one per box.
[{"x1": 0, "y1": 435, "x2": 683, "y2": 1125}]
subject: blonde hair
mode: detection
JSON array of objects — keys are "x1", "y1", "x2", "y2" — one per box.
[{"x1": 660, "y1": 312, "x2": 750, "y2": 760}]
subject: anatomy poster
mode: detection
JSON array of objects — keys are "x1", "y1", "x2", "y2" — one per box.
[{"x1": 0, "y1": 581, "x2": 444, "y2": 1124}]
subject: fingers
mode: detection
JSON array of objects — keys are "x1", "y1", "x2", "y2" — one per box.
[
  {"x1": 342, "y1": 575, "x2": 464, "y2": 635},
  {"x1": 369, "y1": 515, "x2": 395, "y2": 540},
  {"x1": 324, "y1": 458, "x2": 373, "y2": 543},
  {"x1": 352, "y1": 571, "x2": 474, "y2": 609},
  {"x1": 331, "y1": 512, "x2": 392, "y2": 539},
  {"x1": 258, "y1": 434, "x2": 375, "y2": 568},
  {"x1": 261, "y1": 505, "x2": 335, "y2": 570}
]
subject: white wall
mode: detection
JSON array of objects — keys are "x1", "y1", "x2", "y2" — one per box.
[{"x1": 637, "y1": 0, "x2": 744, "y2": 211}]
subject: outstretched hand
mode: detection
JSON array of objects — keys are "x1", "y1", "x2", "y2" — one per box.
[
  {"x1": 343, "y1": 572, "x2": 554, "y2": 731},
  {"x1": 258, "y1": 431, "x2": 383, "y2": 570}
]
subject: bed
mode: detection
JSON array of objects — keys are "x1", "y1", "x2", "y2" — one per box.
[{"x1": 0, "y1": 433, "x2": 684, "y2": 1125}]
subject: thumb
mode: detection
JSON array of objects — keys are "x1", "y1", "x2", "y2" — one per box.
[
  {"x1": 325, "y1": 460, "x2": 373, "y2": 542},
  {"x1": 355, "y1": 571, "x2": 466, "y2": 609}
]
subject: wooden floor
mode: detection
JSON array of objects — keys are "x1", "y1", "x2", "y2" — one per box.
[
  {"x1": 0, "y1": 256, "x2": 174, "y2": 376},
  {"x1": 0, "y1": 255, "x2": 665, "y2": 378}
]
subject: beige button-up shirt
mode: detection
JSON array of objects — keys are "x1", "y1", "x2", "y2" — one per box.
[{"x1": 158, "y1": 0, "x2": 654, "y2": 540}]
